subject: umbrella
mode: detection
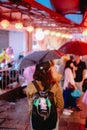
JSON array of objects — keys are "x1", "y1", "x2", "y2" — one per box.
[
  {"x1": 58, "y1": 41, "x2": 87, "y2": 56},
  {"x1": 19, "y1": 50, "x2": 63, "y2": 70}
]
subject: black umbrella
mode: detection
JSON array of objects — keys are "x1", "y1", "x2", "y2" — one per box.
[{"x1": 19, "y1": 50, "x2": 63, "y2": 70}]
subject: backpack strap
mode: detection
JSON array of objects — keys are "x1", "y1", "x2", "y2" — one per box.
[{"x1": 32, "y1": 80, "x2": 41, "y2": 91}]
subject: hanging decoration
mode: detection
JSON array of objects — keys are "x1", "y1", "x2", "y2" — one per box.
[{"x1": 1, "y1": 19, "x2": 10, "y2": 29}]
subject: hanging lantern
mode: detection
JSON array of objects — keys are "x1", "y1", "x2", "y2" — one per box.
[
  {"x1": 1, "y1": 19, "x2": 10, "y2": 29},
  {"x1": 35, "y1": 28, "x2": 44, "y2": 40},
  {"x1": 44, "y1": 30, "x2": 50, "y2": 35},
  {"x1": 50, "y1": 31, "x2": 56, "y2": 36},
  {"x1": 83, "y1": 29, "x2": 87, "y2": 36},
  {"x1": 26, "y1": 25, "x2": 34, "y2": 32},
  {"x1": 15, "y1": 22, "x2": 23, "y2": 29},
  {"x1": 55, "y1": 32, "x2": 61, "y2": 37}
]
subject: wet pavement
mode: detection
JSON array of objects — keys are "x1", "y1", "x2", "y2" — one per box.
[
  {"x1": 0, "y1": 90, "x2": 87, "y2": 130},
  {"x1": 59, "y1": 94, "x2": 87, "y2": 130},
  {"x1": 0, "y1": 97, "x2": 30, "y2": 130}
]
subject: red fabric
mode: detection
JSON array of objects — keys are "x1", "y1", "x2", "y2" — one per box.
[
  {"x1": 50, "y1": 0, "x2": 79, "y2": 13},
  {"x1": 24, "y1": 0, "x2": 78, "y2": 25},
  {"x1": 58, "y1": 41, "x2": 87, "y2": 55}
]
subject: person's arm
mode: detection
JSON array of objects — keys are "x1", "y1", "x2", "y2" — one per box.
[
  {"x1": 83, "y1": 69, "x2": 87, "y2": 81},
  {"x1": 82, "y1": 62, "x2": 86, "y2": 80},
  {"x1": 72, "y1": 65, "x2": 77, "y2": 79},
  {"x1": 55, "y1": 83, "x2": 64, "y2": 118},
  {"x1": 26, "y1": 82, "x2": 36, "y2": 115},
  {"x1": 65, "y1": 68, "x2": 77, "y2": 89}
]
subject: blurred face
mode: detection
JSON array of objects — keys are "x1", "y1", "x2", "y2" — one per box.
[
  {"x1": 70, "y1": 62, "x2": 74, "y2": 68},
  {"x1": 75, "y1": 55, "x2": 80, "y2": 64},
  {"x1": 70, "y1": 62, "x2": 77, "y2": 71}
]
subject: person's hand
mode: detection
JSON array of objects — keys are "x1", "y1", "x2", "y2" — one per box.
[
  {"x1": 57, "y1": 108, "x2": 63, "y2": 119},
  {"x1": 73, "y1": 65, "x2": 77, "y2": 71}
]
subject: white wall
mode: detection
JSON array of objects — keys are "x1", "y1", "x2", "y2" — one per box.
[{"x1": 9, "y1": 31, "x2": 27, "y2": 60}]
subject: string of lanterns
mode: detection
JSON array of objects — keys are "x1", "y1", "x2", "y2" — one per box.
[{"x1": 0, "y1": 19, "x2": 78, "y2": 41}]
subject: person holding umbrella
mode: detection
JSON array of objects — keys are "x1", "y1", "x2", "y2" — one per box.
[{"x1": 73, "y1": 55, "x2": 86, "y2": 92}]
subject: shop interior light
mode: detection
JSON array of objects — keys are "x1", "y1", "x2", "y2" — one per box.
[{"x1": 0, "y1": 19, "x2": 10, "y2": 29}]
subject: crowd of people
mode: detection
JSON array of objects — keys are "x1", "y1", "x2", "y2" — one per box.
[
  {"x1": 24, "y1": 54, "x2": 87, "y2": 130},
  {"x1": 59, "y1": 55, "x2": 87, "y2": 112}
]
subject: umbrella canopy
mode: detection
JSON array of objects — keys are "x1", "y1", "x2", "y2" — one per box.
[
  {"x1": 58, "y1": 41, "x2": 87, "y2": 56},
  {"x1": 19, "y1": 50, "x2": 63, "y2": 70}
]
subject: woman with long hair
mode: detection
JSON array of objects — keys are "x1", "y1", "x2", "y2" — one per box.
[
  {"x1": 63, "y1": 60, "x2": 77, "y2": 111},
  {"x1": 26, "y1": 61, "x2": 64, "y2": 130}
]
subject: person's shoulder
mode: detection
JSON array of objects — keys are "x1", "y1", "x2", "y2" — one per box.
[
  {"x1": 81, "y1": 60, "x2": 86, "y2": 64},
  {"x1": 26, "y1": 81, "x2": 37, "y2": 95},
  {"x1": 80, "y1": 60, "x2": 86, "y2": 67},
  {"x1": 27, "y1": 81, "x2": 33, "y2": 86},
  {"x1": 65, "y1": 67, "x2": 71, "y2": 72},
  {"x1": 50, "y1": 66, "x2": 62, "y2": 82},
  {"x1": 51, "y1": 82, "x2": 62, "y2": 93}
]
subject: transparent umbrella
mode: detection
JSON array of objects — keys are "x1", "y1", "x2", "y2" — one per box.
[{"x1": 19, "y1": 50, "x2": 63, "y2": 70}]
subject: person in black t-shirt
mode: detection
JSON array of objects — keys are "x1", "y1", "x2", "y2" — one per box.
[{"x1": 73, "y1": 55, "x2": 86, "y2": 91}]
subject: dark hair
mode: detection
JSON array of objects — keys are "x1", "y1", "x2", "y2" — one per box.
[
  {"x1": 33, "y1": 61, "x2": 53, "y2": 90},
  {"x1": 65, "y1": 60, "x2": 73, "y2": 71}
]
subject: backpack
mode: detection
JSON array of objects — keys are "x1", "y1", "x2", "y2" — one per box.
[{"x1": 32, "y1": 80, "x2": 57, "y2": 130}]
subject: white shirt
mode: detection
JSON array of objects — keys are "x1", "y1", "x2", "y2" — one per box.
[{"x1": 63, "y1": 68, "x2": 75, "y2": 90}]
